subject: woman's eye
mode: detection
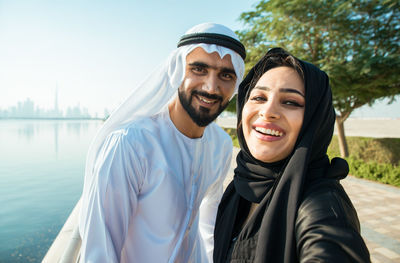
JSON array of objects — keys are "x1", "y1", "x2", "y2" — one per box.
[
  {"x1": 250, "y1": 96, "x2": 267, "y2": 102},
  {"x1": 283, "y1": 100, "x2": 304, "y2": 107}
]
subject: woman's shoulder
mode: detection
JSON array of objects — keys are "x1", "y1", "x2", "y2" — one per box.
[
  {"x1": 295, "y1": 179, "x2": 371, "y2": 262},
  {"x1": 297, "y1": 179, "x2": 360, "y2": 229}
]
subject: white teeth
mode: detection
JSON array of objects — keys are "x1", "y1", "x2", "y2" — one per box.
[
  {"x1": 199, "y1": 97, "x2": 213, "y2": 104},
  {"x1": 255, "y1": 127, "x2": 283, "y2": 137}
]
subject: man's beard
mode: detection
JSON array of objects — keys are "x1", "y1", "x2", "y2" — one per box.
[{"x1": 178, "y1": 89, "x2": 229, "y2": 127}]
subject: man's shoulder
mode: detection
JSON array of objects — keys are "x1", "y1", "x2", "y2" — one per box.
[
  {"x1": 125, "y1": 115, "x2": 161, "y2": 133},
  {"x1": 107, "y1": 115, "x2": 163, "y2": 145}
]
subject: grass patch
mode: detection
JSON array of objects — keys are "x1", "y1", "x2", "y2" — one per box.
[
  {"x1": 223, "y1": 128, "x2": 400, "y2": 187},
  {"x1": 327, "y1": 136, "x2": 400, "y2": 166},
  {"x1": 328, "y1": 136, "x2": 400, "y2": 187}
]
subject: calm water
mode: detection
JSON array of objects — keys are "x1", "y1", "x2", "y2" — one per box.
[{"x1": 0, "y1": 119, "x2": 103, "y2": 263}]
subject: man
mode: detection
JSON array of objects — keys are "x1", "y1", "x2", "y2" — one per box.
[{"x1": 79, "y1": 22, "x2": 245, "y2": 262}]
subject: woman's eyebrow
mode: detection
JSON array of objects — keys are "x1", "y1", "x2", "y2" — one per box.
[{"x1": 254, "y1": 86, "x2": 305, "y2": 97}]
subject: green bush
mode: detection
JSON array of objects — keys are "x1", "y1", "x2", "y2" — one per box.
[
  {"x1": 328, "y1": 136, "x2": 400, "y2": 165},
  {"x1": 347, "y1": 158, "x2": 400, "y2": 187},
  {"x1": 327, "y1": 136, "x2": 400, "y2": 187}
]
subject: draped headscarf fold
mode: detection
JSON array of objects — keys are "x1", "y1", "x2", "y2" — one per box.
[{"x1": 214, "y1": 48, "x2": 349, "y2": 262}]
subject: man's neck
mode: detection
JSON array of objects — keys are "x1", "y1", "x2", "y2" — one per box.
[{"x1": 168, "y1": 98, "x2": 206, "y2": 139}]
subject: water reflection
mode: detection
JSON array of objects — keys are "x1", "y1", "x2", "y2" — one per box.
[
  {"x1": 12, "y1": 120, "x2": 100, "y2": 155},
  {"x1": 54, "y1": 122, "x2": 60, "y2": 155},
  {"x1": 17, "y1": 122, "x2": 35, "y2": 141},
  {"x1": 66, "y1": 121, "x2": 90, "y2": 137},
  {"x1": 0, "y1": 119, "x2": 103, "y2": 263}
]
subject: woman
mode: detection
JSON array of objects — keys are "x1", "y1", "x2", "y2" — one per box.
[{"x1": 213, "y1": 48, "x2": 370, "y2": 262}]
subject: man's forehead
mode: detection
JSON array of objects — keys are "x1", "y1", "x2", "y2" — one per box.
[{"x1": 186, "y1": 47, "x2": 234, "y2": 69}]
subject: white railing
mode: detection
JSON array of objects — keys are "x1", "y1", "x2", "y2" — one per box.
[{"x1": 43, "y1": 198, "x2": 82, "y2": 263}]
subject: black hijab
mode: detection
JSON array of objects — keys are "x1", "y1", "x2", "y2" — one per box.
[{"x1": 214, "y1": 48, "x2": 348, "y2": 262}]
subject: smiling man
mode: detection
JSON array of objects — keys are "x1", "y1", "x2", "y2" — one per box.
[
  {"x1": 169, "y1": 47, "x2": 239, "y2": 137},
  {"x1": 79, "y1": 23, "x2": 245, "y2": 263}
]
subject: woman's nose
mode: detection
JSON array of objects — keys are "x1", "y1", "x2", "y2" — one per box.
[{"x1": 259, "y1": 101, "x2": 280, "y2": 120}]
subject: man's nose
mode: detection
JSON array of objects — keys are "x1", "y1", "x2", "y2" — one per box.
[{"x1": 201, "y1": 74, "x2": 219, "y2": 94}]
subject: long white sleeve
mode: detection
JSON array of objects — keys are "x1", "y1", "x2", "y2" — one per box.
[
  {"x1": 199, "y1": 143, "x2": 232, "y2": 262},
  {"x1": 79, "y1": 131, "x2": 144, "y2": 263}
]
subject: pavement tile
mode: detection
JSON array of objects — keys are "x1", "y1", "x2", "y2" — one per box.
[
  {"x1": 382, "y1": 216, "x2": 396, "y2": 222},
  {"x1": 366, "y1": 220, "x2": 380, "y2": 225},
  {"x1": 359, "y1": 208, "x2": 377, "y2": 215},
  {"x1": 371, "y1": 253, "x2": 400, "y2": 263},
  {"x1": 370, "y1": 256, "x2": 382, "y2": 263},
  {"x1": 374, "y1": 247, "x2": 400, "y2": 260},
  {"x1": 374, "y1": 227, "x2": 390, "y2": 234}
]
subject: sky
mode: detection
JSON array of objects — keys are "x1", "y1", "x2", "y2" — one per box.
[{"x1": 1, "y1": 0, "x2": 399, "y2": 118}]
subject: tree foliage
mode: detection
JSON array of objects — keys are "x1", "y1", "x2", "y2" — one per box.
[{"x1": 237, "y1": 0, "x2": 400, "y2": 118}]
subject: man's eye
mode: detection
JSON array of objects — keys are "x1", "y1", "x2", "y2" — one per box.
[
  {"x1": 221, "y1": 73, "x2": 233, "y2": 80},
  {"x1": 192, "y1": 67, "x2": 205, "y2": 73}
]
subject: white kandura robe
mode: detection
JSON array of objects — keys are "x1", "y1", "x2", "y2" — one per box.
[{"x1": 79, "y1": 108, "x2": 233, "y2": 263}]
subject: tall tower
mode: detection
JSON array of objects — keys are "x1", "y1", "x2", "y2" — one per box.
[{"x1": 55, "y1": 83, "x2": 59, "y2": 116}]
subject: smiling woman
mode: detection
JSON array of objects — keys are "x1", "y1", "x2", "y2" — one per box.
[
  {"x1": 242, "y1": 66, "x2": 305, "y2": 163},
  {"x1": 213, "y1": 48, "x2": 371, "y2": 262}
]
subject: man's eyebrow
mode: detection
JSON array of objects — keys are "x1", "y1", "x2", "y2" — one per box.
[
  {"x1": 188, "y1": 61, "x2": 209, "y2": 68},
  {"x1": 188, "y1": 61, "x2": 236, "y2": 77},
  {"x1": 254, "y1": 86, "x2": 305, "y2": 97}
]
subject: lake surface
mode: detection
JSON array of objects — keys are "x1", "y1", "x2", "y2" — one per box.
[{"x1": 0, "y1": 119, "x2": 103, "y2": 263}]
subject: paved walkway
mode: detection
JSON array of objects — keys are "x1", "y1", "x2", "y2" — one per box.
[{"x1": 225, "y1": 148, "x2": 400, "y2": 263}]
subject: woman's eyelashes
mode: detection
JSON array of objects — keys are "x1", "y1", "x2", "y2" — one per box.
[
  {"x1": 249, "y1": 94, "x2": 304, "y2": 108},
  {"x1": 283, "y1": 100, "x2": 304, "y2": 107},
  {"x1": 249, "y1": 95, "x2": 267, "y2": 102}
]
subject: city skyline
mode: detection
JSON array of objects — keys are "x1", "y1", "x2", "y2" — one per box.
[
  {"x1": 1, "y1": 1, "x2": 399, "y2": 119},
  {"x1": 0, "y1": 0, "x2": 258, "y2": 117},
  {"x1": 0, "y1": 94, "x2": 109, "y2": 119}
]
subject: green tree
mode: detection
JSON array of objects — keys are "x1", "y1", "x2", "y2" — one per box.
[{"x1": 237, "y1": 0, "x2": 400, "y2": 157}]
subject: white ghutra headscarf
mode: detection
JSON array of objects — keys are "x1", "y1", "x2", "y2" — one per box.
[{"x1": 84, "y1": 22, "x2": 245, "y2": 182}]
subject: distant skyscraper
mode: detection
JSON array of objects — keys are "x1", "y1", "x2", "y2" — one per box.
[{"x1": 55, "y1": 84, "x2": 59, "y2": 113}]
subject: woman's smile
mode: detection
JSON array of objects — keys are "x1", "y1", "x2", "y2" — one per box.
[
  {"x1": 252, "y1": 122, "x2": 285, "y2": 141},
  {"x1": 242, "y1": 66, "x2": 305, "y2": 163}
]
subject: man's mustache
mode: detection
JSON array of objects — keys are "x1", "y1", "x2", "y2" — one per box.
[{"x1": 192, "y1": 90, "x2": 223, "y2": 102}]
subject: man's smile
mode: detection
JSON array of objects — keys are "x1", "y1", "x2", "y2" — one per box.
[{"x1": 192, "y1": 91, "x2": 222, "y2": 108}]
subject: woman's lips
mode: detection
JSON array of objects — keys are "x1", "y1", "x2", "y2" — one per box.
[{"x1": 252, "y1": 123, "x2": 285, "y2": 141}]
